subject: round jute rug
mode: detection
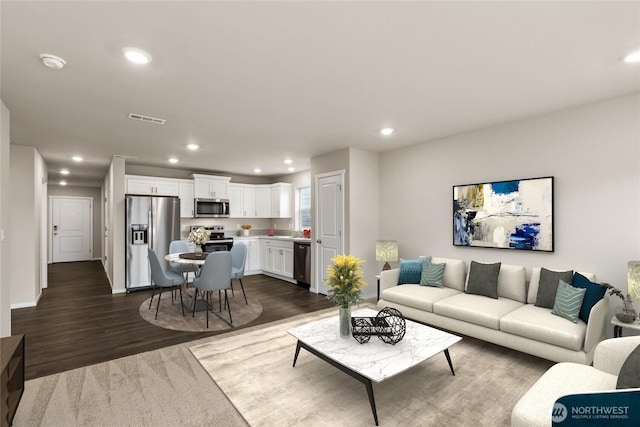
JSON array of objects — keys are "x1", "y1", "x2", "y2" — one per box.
[{"x1": 139, "y1": 287, "x2": 263, "y2": 332}]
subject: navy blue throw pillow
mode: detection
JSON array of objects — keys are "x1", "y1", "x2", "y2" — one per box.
[{"x1": 572, "y1": 272, "x2": 607, "y2": 323}]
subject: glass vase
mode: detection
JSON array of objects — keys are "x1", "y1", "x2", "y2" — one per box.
[
  {"x1": 194, "y1": 244, "x2": 203, "y2": 254},
  {"x1": 616, "y1": 296, "x2": 637, "y2": 323},
  {"x1": 339, "y1": 305, "x2": 351, "y2": 338}
]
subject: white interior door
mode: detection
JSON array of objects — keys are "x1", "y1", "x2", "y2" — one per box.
[
  {"x1": 314, "y1": 171, "x2": 344, "y2": 295},
  {"x1": 52, "y1": 197, "x2": 92, "y2": 263}
]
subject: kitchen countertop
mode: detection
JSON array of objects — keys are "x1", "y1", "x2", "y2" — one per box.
[{"x1": 233, "y1": 235, "x2": 312, "y2": 244}]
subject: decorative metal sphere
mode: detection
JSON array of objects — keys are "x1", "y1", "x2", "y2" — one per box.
[
  {"x1": 376, "y1": 307, "x2": 406, "y2": 345},
  {"x1": 351, "y1": 317, "x2": 373, "y2": 344}
]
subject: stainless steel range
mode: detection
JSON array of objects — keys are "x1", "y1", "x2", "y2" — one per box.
[{"x1": 191, "y1": 225, "x2": 234, "y2": 252}]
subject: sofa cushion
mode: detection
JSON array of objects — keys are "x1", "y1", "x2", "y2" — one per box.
[
  {"x1": 398, "y1": 258, "x2": 424, "y2": 284},
  {"x1": 497, "y1": 264, "x2": 527, "y2": 303},
  {"x1": 500, "y1": 304, "x2": 586, "y2": 351},
  {"x1": 380, "y1": 284, "x2": 460, "y2": 312},
  {"x1": 616, "y1": 344, "x2": 640, "y2": 389},
  {"x1": 430, "y1": 257, "x2": 467, "y2": 291},
  {"x1": 572, "y1": 272, "x2": 607, "y2": 323},
  {"x1": 535, "y1": 268, "x2": 574, "y2": 309},
  {"x1": 528, "y1": 268, "x2": 596, "y2": 305},
  {"x1": 551, "y1": 280, "x2": 586, "y2": 323},
  {"x1": 433, "y1": 293, "x2": 523, "y2": 330},
  {"x1": 420, "y1": 260, "x2": 446, "y2": 288},
  {"x1": 465, "y1": 261, "x2": 501, "y2": 299}
]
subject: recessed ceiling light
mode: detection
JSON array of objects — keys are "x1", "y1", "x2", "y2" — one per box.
[
  {"x1": 288, "y1": 167, "x2": 296, "y2": 172},
  {"x1": 622, "y1": 49, "x2": 640, "y2": 63},
  {"x1": 380, "y1": 127, "x2": 394, "y2": 136},
  {"x1": 254, "y1": 168, "x2": 261, "y2": 173},
  {"x1": 60, "y1": 169, "x2": 70, "y2": 175},
  {"x1": 187, "y1": 143, "x2": 200, "y2": 151},
  {"x1": 60, "y1": 180, "x2": 67, "y2": 186},
  {"x1": 39, "y1": 53, "x2": 66, "y2": 70},
  {"x1": 72, "y1": 156, "x2": 83, "y2": 162},
  {"x1": 168, "y1": 157, "x2": 178, "y2": 164},
  {"x1": 284, "y1": 159, "x2": 293, "y2": 164},
  {"x1": 122, "y1": 47, "x2": 153, "y2": 64}
]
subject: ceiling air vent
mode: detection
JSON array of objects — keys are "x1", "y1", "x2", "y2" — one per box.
[{"x1": 128, "y1": 113, "x2": 166, "y2": 125}]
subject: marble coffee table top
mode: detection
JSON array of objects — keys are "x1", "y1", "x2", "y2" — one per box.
[{"x1": 287, "y1": 308, "x2": 461, "y2": 383}]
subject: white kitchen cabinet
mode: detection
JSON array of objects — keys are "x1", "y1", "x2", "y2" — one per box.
[
  {"x1": 126, "y1": 175, "x2": 180, "y2": 196},
  {"x1": 178, "y1": 180, "x2": 194, "y2": 218},
  {"x1": 229, "y1": 183, "x2": 256, "y2": 218},
  {"x1": 254, "y1": 185, "x2": 271, "y2": 218},
  {"x1": 261, "y1": 238, "x2": 293, "y2": 279},
  {"x1": 270, "y1": 183, "x2": 292, "y2": 218},
  {"x1": 244, "y1": 238, "x2": 261, "y2": 275},
  {"x1": 192, "y1": 174, "x2": 230, "y2": 199}
]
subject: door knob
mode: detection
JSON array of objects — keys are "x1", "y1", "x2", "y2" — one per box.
[{"x1": 316, "y1": 239, "x2": 322, "y2": 244}]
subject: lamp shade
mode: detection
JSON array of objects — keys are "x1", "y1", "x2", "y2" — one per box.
[
  {"x1": 376, "y1": 240, "x2": 398, "y2": 271},
  {"x1": 628, "y1": 261, "x2": 640, "y2": 299}
]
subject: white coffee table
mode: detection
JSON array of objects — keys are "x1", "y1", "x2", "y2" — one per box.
[{"x1": 287, "y1": 308, "x2": 461, "y2": 425}]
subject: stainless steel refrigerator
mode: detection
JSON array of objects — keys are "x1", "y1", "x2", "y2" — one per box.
[{"x1": 125, "y1": 195, "x2": 181, "y2": 291}]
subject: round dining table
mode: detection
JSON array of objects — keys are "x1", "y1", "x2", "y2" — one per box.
[{"x1": 164, "y1": 252, "x2": 208, "y2": 311}]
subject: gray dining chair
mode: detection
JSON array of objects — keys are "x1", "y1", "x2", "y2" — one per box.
[
  {"x1": 230, "y1": 243, "x2": 248, "y2": 304},
  {"x1": 148, "y1": 248, "x2": 185, "y2": 319},
  {"x1": 192, "y1": 251, "x2": 232, "y2": 328},
  {"x1": 169, "y1": 239, "x2": 200, "y2": 287}
]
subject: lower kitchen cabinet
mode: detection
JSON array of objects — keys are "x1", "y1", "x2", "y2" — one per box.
[
  {"x1": 261, "y1": 239, "x2": 294, "y2": 281},
  {"x1": 239, "y1": 238, "x2": 261, "y2": 275}
]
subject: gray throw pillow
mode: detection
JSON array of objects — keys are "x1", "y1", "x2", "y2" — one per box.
[
  {"x1": 465, "y1": 261, "x2": 501, "y2": 299},
  {"x1": 616, "y1": 344, "x2": 640, "y2": 389},
  {"x1": 535, "y1": 268, "x2": 573, "y2": 309}
]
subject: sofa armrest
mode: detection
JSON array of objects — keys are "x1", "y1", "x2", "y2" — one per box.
[
  {"x1": 379, "y1": 269, "x2": 400, "y2": 294},
  {"x1": 583, "y1": 298, "x2": 608, "y2": 354},
  {"x1": 593, "y1": 336, "x2": 640, "y2": 375}
]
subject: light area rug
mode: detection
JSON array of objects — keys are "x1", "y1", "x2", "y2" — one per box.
[
  {"x1": 190, "y1": 307, "x2": 555, "y2": 427},
  {"x1": 139, "y1": 288, "x2": 263, "y2": 332}
]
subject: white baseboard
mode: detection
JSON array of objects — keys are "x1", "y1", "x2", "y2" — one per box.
[
  {"x1": 11, "y1": 301, "x2": 37, "y2": 309},
  {"x1": 112, "y1": 288, "x2": 127, "y2": 294}
]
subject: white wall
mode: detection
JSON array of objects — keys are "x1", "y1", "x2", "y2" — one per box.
[
  {"x1": 348, "y1": 148, "x2": 380, "y2": 299},
  {"x1": 380, "y1": 94, "x2": 640, "y2": 317},
  {"x1": 0, "y1": 101, "x2": 11, "y2": 336},
  {"x1": 9, "y1": 145, "x2": 47, "y2": 308},
  {"x1": 105, "y1": 157, "x2": 126, "y2": 293}
]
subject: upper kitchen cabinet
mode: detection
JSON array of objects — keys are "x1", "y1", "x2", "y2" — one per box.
[
  {"x1": 270, "y1": 183, "x2": 292, "y2": 218},
  {"x1": 254, "y1": 185, "x2": 271, "y2": 218},
  {"x1": 229, "y1": 184, "x2": 271, "y2": 218},
  {"x1": 126, "y1": 175, "x2": 179, "y2": 196},
  {"x1": 228, "y1": 183, "x2": 256, "y2": 218},
  {"x1": 178, "y1": 179, "x2": 194, "y2": 218},
  {"x1": 192, "y1": 174, "x2": 231, "y2": 199}
]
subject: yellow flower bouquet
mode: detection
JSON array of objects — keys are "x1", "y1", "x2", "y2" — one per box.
[{"x1": 325, "y1": 254, "x2": 367, "y2": 308}]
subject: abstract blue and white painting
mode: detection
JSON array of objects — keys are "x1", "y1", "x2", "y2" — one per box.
[{"x1": 453, "y1": 177, "x2": 554, "y2": 251}]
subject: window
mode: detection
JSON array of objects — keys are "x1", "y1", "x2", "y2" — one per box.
[{"x1": 298, "y1": 186, "x2": 311, "y2": 229}]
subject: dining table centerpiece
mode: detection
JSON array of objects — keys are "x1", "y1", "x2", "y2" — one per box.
[
  {"x1": 325, "y1": 254, "x2": 367, "y2": 337},
  {"x1": 188, "y1": 227, "x2": 209, "y2": 253}
]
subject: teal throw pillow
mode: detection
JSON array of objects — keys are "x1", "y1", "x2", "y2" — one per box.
[
  {"x1": 551, "y1": 280, "x2": 587, "y2": 323},
  {"x1": 420, "y1": 260, "x2": 446, "y2": 288},
  {"x1": 572, "y1": 272, "x2": 607, "y2": 323},
  {"x1": 398, "y1": 258, "x2": 423, "y2": 285}
]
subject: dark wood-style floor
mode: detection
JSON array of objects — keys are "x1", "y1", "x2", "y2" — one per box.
[{"x1": 11, "y1": 261, "x2": 335, "y2": 380}]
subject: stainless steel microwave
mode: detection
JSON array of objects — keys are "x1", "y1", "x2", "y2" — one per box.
[{"x1": 194, "y1": 198, "x2": 230, "y2": 218}]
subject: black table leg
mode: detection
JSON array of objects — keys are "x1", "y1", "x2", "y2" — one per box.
[
  {"x1": 444, "y1": 349, "x2": 455, "y2": 376},
  {"x1": 614, "y1": 325, "x2": 622, "y2": 338},
  {"x1": 293, "y1": 340, "x2": 379, "y2": 425}
]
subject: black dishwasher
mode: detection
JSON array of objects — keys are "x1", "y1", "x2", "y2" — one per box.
[{"x1": 294, "y1": 241, "x2": 311, "y2": 287}]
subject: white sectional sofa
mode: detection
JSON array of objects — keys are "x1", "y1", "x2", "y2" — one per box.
[
  {"x1": 511, "y1": 335, "x2": 640, "y2": 427},
  {"x1": 377, "y1": 257, "x2": 609, "y2": 364}
]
